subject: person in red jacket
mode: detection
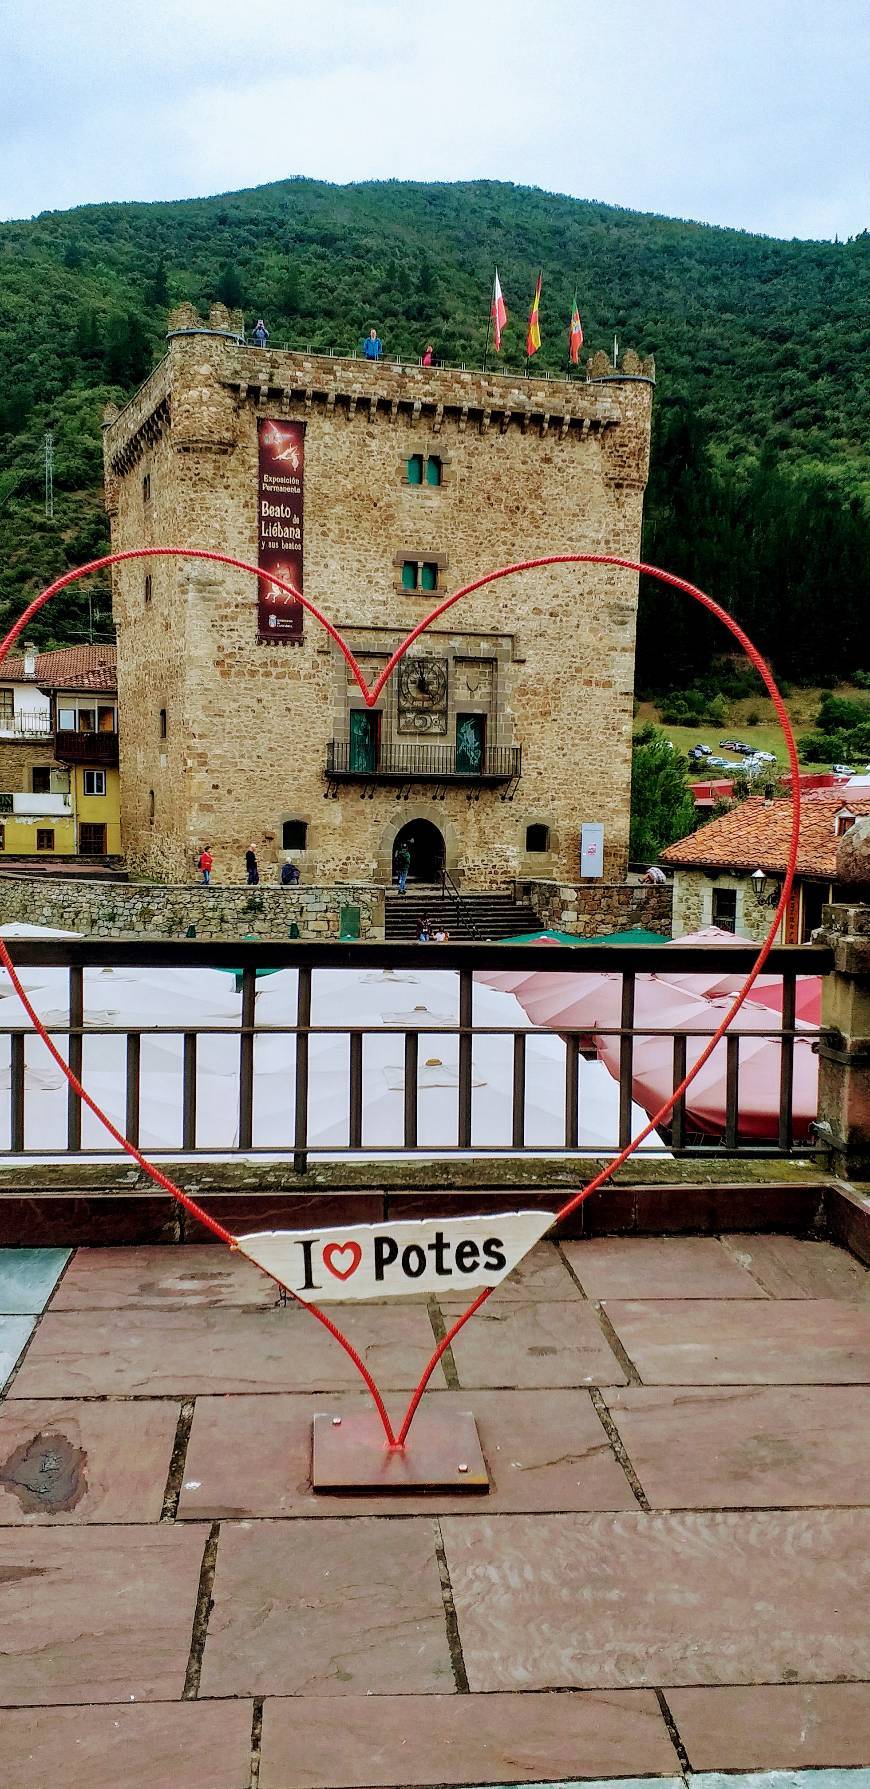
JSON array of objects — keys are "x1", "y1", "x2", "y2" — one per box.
[{"x1": 198, "y1": 846, "x2": 213, "y2": 885}]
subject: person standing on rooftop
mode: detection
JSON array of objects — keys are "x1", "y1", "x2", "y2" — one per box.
[{"x1": 363, "y1": 327, "x2": 382, "y2": 360}]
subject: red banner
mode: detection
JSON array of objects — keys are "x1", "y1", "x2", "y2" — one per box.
[{"x1": 257, "y1": 419, "x2": 304, "y2": 642}]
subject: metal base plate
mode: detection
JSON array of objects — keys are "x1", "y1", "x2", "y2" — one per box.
[{"x1": 312, "y1": 1408, "x2": 489, "y2": 1494}]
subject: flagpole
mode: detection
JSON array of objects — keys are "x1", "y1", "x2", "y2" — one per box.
[{"x1": 483, "y1": 311, "x2": 492, "y2": 375}]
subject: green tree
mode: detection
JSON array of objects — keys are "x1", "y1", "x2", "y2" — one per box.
[
  {"x1": 216, "y1": 263, "x2": 244, "y2": 309},
  {"x1": 629, "y1": 724, "x2": 697, "y2": 864}
]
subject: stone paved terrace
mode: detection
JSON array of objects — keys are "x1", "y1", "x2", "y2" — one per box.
[{"x1": 1, "y1": 1234, "x2": 869, "y2": 1787}]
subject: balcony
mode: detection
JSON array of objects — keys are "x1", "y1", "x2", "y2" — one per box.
[
  {"x1": 54, "y1": 729, "x2": 119, "y2": 766},
  {"x1": 0, "y1": 792, "x2": 72, "y2": 817},
  {"x1": 325, "y1": 740, "x2": 522, "y2": 786}
]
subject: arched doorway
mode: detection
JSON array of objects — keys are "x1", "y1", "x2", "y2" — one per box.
[{"x1": 392, "y1": 819, "x2": 445, "y2": 885}]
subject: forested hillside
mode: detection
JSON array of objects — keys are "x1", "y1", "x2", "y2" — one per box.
[{"x1": 0, "y1": 176, "x2": 868, "y2": 680}]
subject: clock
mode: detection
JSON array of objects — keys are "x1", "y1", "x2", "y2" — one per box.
[{"x1": 397, "y1": 657, "x2": 448, "y2": 734}]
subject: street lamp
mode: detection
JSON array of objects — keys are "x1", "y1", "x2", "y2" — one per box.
[{"x1": 750, "y1": 867, "x2": 779, "y2": 906}]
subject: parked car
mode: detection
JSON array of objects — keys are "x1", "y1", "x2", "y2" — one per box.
[
  {"x1": 719, "y1": 739, "x2": 753, "y2": 753},
  {"x1": 752, "y1": 750, "x2": 777, "y2": 764},
  {"x1": 688, "y1": 744, "x2": 714, "y2": 763},
  {"x1": 832, "y1": 763, "x2": 855, "y2": 775}
]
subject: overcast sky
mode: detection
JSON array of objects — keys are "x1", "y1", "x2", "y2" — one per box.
[{"x1": 1, "y1": 0, "x2": 867, "y2": 238}]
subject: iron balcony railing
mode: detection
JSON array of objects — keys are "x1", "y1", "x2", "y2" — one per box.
[
  {"x1": 0, "y1": 938, "x2": 832, "y2": 1165},
  {"x1": 326, "y1": 741, "x2": 522, "y2": 782}
]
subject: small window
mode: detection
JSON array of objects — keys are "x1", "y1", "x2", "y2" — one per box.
[
  {"x1": 835, "y1": 810, "x2": 856, "y2": 837},
  {"x1": 425, "y1": 455, "x2": 442, "y2": 487},
  {"x1": 420, "y1": 562, "x2": 438, "y2": 591},
  {"x1": 31, "y1": 767, "x2": 51, "y2": 794},
  {"x1": 78, "y1": 707, "x2": 95, "y2": 733},
  {"x1": 98, "y1": 705, "x2": 116, "y2": 733},
  {"x1": 526, "y1": 823, "x2": 550, "y2": 853},
  {"x1": 401, "y1": 560, "x2": 418, "y2": 590},
  {"x1": 159, "y1": 708, "x2": 167, "y2": 739},
  {"x1": 148, "y1": 789, "x2": 155, "y2": 823},
  {"x1": 84, "y1": 770, "x2": 106, "y2": 797},
  {"x1": 282, "y1": 819, "x2": 308, "y2": 850},
  {"x1": 58, "y1": 705, "x2": 76, "y2": 731},
  {"x1": 407, "y1": 454, "x2": 423, "y2": 485},
  {"x1": 712, "y1": 887, "x2": 737, "y2": 933},
  {"x1": 0, "y1": 691, "x2": 13, "y2": 728},
  {"x1": 144, "y1": 573, "x2": 153, "y2": 605},
  {"x1": 36, "y1": 828, "x2": 55, "y2": 851},
  {"x1": 142, "y1": 472, "x2": 151, "y2": 503},
  {"x1": 0, "y1": 824, "x2": 5, "y2": 849}
]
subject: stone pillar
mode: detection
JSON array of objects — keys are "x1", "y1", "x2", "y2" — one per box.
[{"x1": 816, "y1": 903, "x2": 870, "y2": 1177}]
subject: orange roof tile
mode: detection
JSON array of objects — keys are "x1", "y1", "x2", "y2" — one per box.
[
  {"x1": 661, "y1": 791, "x2": 870, "y2": 879},
  {"x1": 0, "y1": 645, "x2": 116, "y2": 694}
]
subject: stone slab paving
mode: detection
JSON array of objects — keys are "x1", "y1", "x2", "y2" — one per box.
[
  {"x1": 200, "y1": 1517, "x2": 455, "y2": 1698},
  {"x1": 668, "y1": 1687, "x2": 870, "y2": 1769},
  {"x1": 602, "y1": 1385, "x2": 870, "y2": 1507},
  {"x1": 721, "y1": 1235, "x2": 870, "y2": 1301},
  {"x1": 0, "y1": 1315, "x2": 34, "y2": 1391},
  {"x1": 441, "y1": 1509, "x2": 870, "y2": 1690},
  {"x1": 1, "y1": 1701, "x2": 253, "y2": 1789},
  {"x1": 51, "y1": 1242, "x2": 276, "y2": 1308},
  {"x1": 443, "y1": 1299, "x2": 628, "y2": 1387},
  {"x1": 8, "y1": 1302, "x2": 445, "y2": 1396},
  {"x1": 257, "y1": 1691, "x2": 682, "y2": 1786},
  {"x1": 562, "y1": 1235, "x2": 767, "y2": 1299},
  {"x1": 602, "y1": 1299, "x2": 870, "y2": 1383},
  {"x1": 0, "y1": 1397, "x2": 179, "y2": 1522},
  {"x1": 0, "y1": 1236, "x2": 868, "y2": 1784},
  {"x1": 177, "y1": 1388, "x2": 636, "y2": 1519},
  {"x1": 0, "y1": 1246, "x2": 70, "y2": 1313},
  {"x1": 0, "y1": 1525, "x2": 206, "y2": 1705}
]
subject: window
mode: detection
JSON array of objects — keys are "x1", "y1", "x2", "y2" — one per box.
[
  {"x1": 406, "y1": 454, "x2": 442, "y2": 487},
  {"x1": 142, "y1": 472, "x2": 151, "y2": 503},
  {"x1": 79, "y1": 822, "x2": 106, "y2": 855},
  {"x1": 456, "y1": 713, "x2": 486, "y2": 775},
  {"x1": 401, "y1": 560, "x2": 439, "y2": 592},
  {"x1": 98, "y1": 705, "x2": 116, "y2": 733},
  {"x1": 78, "y1": 707, "x2": 95, "y2": 734},
  {"x1": 144, "y1": 573, "x2": 153, "y2": 605},
  {"x1": 0, "y1": 824, "x2": 5, "y2": 849},
  {"x1": 84, "y1": 770, "x2": 106, "y2": 797},
  {"x1": 0, "y1": 690, "x2": 13, "y2": 728},
  {"x1": 31, "y1": 767, "x2": 51, "y2": 794},
  {"x1": 835, "y1": 809, "x2": 856, "y2": 837},
  {"x1": 712, "y1": 887, "x2": 737, "y2": 933},
  {"x1": 526, "y1": 823, "x2": 550, "y2": 853},
  {"x1": 159, "y1": 708, "x2": 167, "y2": 739},
  {"x1": 282, "y1": 819, "x2": 308, "y2": 850},
  {"x1": 425, "y1": 455, "x2": 442, "y2": 487},
  {"x1": 58, "y1": 705, "x2": 76, "y2": 731},
  {"x1": 407, "y1": 454, "x2": 423, "y2": 485},
  {"x1": 36, "y1": 829, "x2": 55, "y2": 851},
  {"x1": 149, "y1": 789, "x2": 155, "y2": 823}
]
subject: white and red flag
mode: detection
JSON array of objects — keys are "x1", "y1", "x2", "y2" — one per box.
[
  {"x1": 569, "y1": 294, "x2": 584, "y2": 364},
  {"x1": 491, "y1": 268, "x2": 507, "y2": 351}
]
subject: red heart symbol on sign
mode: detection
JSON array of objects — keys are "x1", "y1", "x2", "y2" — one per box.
[{"x1": 323, "y1": 1241, "x2": 363, "y2": 1281}]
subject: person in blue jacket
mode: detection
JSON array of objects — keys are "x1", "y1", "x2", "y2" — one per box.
[{"x1": 363, "y1": 328, "x2": 382, "y2": 360}]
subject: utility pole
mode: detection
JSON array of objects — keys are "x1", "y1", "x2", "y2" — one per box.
[{"x1": 43, "y1": 430, "x2": 54, "y2": 520}]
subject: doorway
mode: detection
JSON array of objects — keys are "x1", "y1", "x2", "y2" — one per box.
[
  {"x1": 349, "y1": 709, "x2": 381, "y2": 773},
  {"x1": 392, "y1": 819, "x2": 445, "y2": 885}
]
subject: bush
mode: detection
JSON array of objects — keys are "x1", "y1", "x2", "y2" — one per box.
[
  {"x1": 798, "y1": 731, "x2": 838, "y2": 763},
  {"x1": 745, "y1": 708, "x2": 762, "y2": 725},
  {"x1": 817, "y1": 692, "x2": 870, "y2": 732},
  {"x1": 708, "y1": 693, "x2": 729, "y2": 725}
]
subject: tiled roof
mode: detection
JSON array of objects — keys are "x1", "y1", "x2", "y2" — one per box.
[
  {"x1": 0, "y1": 645, "x2": 116, "y2": 693},
  {"x1": 661, "y1": 790, "x2": 870, "y2": 878}
]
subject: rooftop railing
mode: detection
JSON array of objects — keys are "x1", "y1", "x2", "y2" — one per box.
[{"x1": 0, "y1": 938, "x2": 831, "y2": 1166}]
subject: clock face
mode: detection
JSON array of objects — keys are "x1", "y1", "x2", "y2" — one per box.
[{"x1": 397, "y1": 657, "x2": 448, "y2": 733}]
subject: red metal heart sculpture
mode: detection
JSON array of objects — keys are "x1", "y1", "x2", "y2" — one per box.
[{"x1": 0, "y1": 547, "x2": 801, "y2": 1449}]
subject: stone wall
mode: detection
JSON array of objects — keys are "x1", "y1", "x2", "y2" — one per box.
[
  {"x1": 524, "y1": 878, "x2": 672, "y2": 937},
  {"x1": 0, "y1": 874, "x2": 385, "y2": 940},
  {"x1": 105, "y1": 326, "x2": 653, "y2": 891}
]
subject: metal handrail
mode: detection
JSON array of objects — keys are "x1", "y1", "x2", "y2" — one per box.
[
  {"x1": 326, "y1": 741, "x2": 521, "y2": 781},
  {"x1": 440, "y1": 866, "x2": 481, "y2": 940}
]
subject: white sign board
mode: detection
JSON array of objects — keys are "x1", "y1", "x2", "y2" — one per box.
[
  {"x1": 238, "y1": 1210, "x2": 555, "y2": 1303},
  {"x1": 580, "y1": 821, "x2": 604, "y2": 879}
]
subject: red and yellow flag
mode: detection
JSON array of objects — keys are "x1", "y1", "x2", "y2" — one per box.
[
  {"x1": 526, "y1": 271, "x2": 542, "y2": 358},
  {"x1": 569, "y1": 294, "x2": 583, "y2": 364}
]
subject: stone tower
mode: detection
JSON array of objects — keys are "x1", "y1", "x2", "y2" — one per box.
[{"x1": 103, "y1": 307, "x2": 654, "y2": 886}]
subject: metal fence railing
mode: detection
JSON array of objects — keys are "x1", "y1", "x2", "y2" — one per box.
[{"x1": 0, "y1": 939, "x2": 832, "y2": 1165}]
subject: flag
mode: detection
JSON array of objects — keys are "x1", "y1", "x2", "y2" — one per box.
[
  {"x1": 569, "y1": 294, "x2": 583, "y2": 364},
  {"x1": 491, "y1": 268, "x2": 507, "y2": 351},
  {"x1": 526, "y1": 271, "x2": 542, "y2": 358}
]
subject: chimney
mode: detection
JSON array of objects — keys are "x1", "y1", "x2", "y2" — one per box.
[{"x1": 23, "y1": 642, "x2": 38, "y2": 679}]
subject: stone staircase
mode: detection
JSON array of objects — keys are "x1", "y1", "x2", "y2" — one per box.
[{"x1": 385, "y1": 886, "x2": 539, "y2": 941}]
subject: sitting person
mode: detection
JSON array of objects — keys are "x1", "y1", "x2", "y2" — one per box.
[
  {"x1": 432, "y1": 925, "x2": 449, "y2": 942},
  {"x1": 280, "y1": 861, "x2": 300, "y2": 885},
  {"x1": 416, "y1": 915, "x2": 431, "y2": 942}
]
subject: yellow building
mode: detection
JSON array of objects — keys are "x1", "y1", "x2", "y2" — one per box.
[{"x1": 0, "y1": 646, "x2": 121, "y2": 860}]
